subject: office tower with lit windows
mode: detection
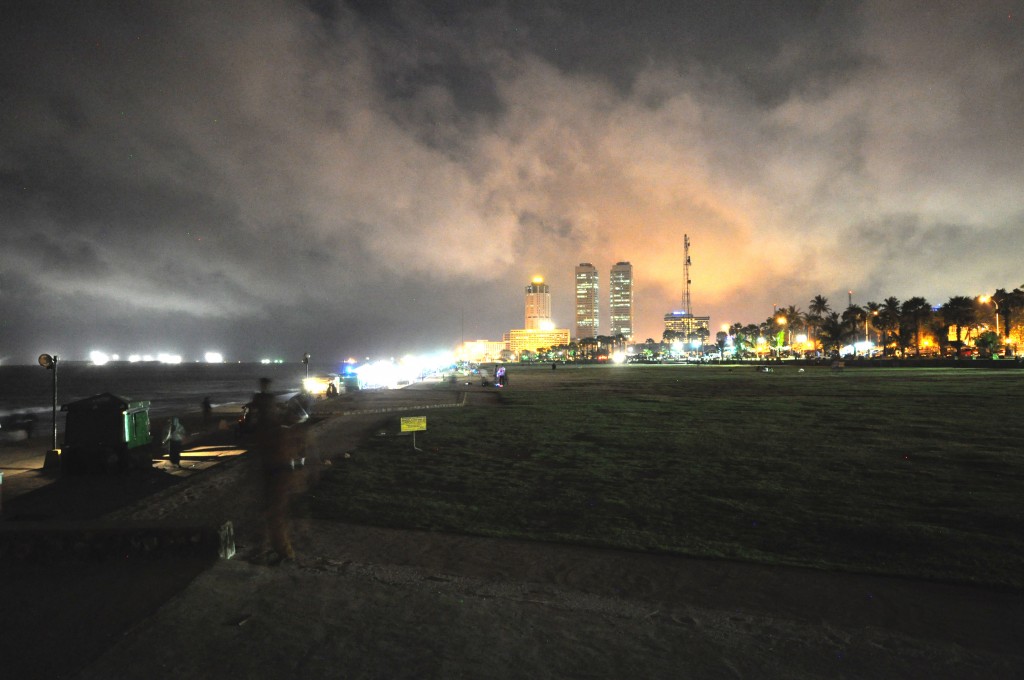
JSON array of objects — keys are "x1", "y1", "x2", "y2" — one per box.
[
  {"x1": 524, "y1": 276, "x2": 552, "y2": 330},
  {"x1": 574, "y1": 263, "x2": 599, "y2": 339},
  {"x1": 609, "y1": 261, "x2": 633, "y2": 339}
]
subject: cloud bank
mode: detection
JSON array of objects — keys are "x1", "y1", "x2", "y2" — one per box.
[{"x1": 1, "y1": 1, "x2": 1021, "y2": 361}]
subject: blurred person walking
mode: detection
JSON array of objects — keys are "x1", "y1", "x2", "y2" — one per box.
[
  {"x1": 251, "y1": 378, "x2": 297, "y2": 564},
  {"x1": 201, "y1": 396, "x2": 213, "y2": 426},
  {"x1": 162, "y1": 416, "x2": 186, "y2": 467}
]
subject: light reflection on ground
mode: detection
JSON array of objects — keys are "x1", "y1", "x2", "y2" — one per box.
[{"x1": 181, "y1": 444, "x2": 247, "y2": 458}]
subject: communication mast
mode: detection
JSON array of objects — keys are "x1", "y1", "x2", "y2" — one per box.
[{"x1": 681, "y1": 234, "x2": 692, "y2": 315}]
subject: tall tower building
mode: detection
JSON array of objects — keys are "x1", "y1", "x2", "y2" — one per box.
[
  {"x1": 524, "y1": 276, "x2": 552, "y2": 330},
  {"x1": 664, "y1": 234, "x2": 710, "y2": 348},
  {"x1": 574, "y1": 263, "x2": 599, "y2": 339},
  {"x1": 609, "y1": 261, "x2": 634, "y2": 340}
]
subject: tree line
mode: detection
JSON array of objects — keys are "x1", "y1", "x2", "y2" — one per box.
[{"x1": 723, "y1": 286, "x2": 1024, "y2": 358}]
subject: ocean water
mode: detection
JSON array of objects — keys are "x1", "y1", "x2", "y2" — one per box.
[{"x1": 0, "y1": 361, "x2": 332, "y2": 427}]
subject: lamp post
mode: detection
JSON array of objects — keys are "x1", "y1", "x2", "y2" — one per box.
[
  {"x1": 979, "y1": 295, "x2": 1000, "y2": 337},
  {"x1": 865, "y1": 310, "x2": 878, "y2": 344},
  {"x1": 775, "y1": 316, "x2": 788, "y2": 358},
  {"x1": 37, "y1": 353, "x2": 58, "y2": 452},
  {"x1": 302, "y1": 352, "x2": 311, "y2": 379}
]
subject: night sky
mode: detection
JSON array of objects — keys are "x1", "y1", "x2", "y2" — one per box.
[{"x1": 2, "y1": 1, "x2": 1022, "y2": 363}]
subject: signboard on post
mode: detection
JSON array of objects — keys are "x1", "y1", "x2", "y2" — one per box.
[
  {"x1": 400, "y1": 416, "x2": 426, "y2": 451},
  {"x1": 400, "y1": 417, "x2": 427, "y2": 432}
]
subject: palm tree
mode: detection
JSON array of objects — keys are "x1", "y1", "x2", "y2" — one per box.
[
  {"x1": 780, "y1": 304, "x2": 805, "y2": 345},
  {"x1": 694, "y1": 326, "x2": 710, "y2": 351},
  {"x1": 807, "y1": 295, "x2": 830, "y2": 352},
  {"x1": 900, "y1": 297, "x2": 931, "y2": 356},
  {"x1": 927, "y1": 315, "x2": 952, "y2": 357},
  {"x1": 841, "y1": 305, "x2": 866, "y2": 353},
  {"x1": 940, "y1": 296, "x2": 977, "y2": 356},
  {"x1": 809, "y1": 295, "x2": 831, "y2": 318},
  {"x1": 817, "y1": 312, "x2": 846, "y2": 357},
  {"x1": 992, "y1": 287, "x2": 1024, "y2": 341},
  {"x1": 578, "y1": 337, "x2": 598, "y2": 360},
  {"x1": 733, "y1": 324, "x2": 760, "y2": 357},
  {"x1": 864, "y1": 301, "x2": 882, "y2": 346},
  {"x1": 878, "y1": 297, "x2": 902, "y2": 355},
  {"x1": 1008, "y1": 287, "x2": 1024, "y2": 346}
]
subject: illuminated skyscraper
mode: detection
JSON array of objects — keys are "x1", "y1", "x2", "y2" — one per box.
[
  {"x1": 574, "y1": 263, "x2": 599, "y2": 339},
  {"x1": 524, "y1": 276, "x2": 552, "y2": 330},
  {"x1": 609, "y1": 261, "x2": 633, "y2": 339}
]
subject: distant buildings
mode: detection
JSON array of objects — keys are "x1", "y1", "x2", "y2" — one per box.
[
  {"x1": 574, "y1": 263, "x2": 599, "y2": 339},
  {"x1": 524, "y1": 276, "x2": 552, "y2": 330},
  {"x1": 460, "y1": 275, "x2": 570, "y2": 362},
  {"x1": 503, "y1": 328, "x2": 571, "y2": 356},
  {"x1": 663, "y1": 311, "x2": 710, "y2": 344},
  {"x1": 609, "y1": 261, "x2": 634, "y2": 340},
  {"x1": 662, "y1": 235, "x2": 709, "y2": 347},
  {"x1": 457, "y1": 339, "x2": 508, "y2": 363}
]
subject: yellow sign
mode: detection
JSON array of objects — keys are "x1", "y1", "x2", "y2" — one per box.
[{"x1": 400, "y1": 416, "x2": 427, "y2": 433}]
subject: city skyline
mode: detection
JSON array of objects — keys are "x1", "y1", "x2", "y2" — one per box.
[{"x1": 2, "y1": 3, "x2": 1022, "y2": 363}]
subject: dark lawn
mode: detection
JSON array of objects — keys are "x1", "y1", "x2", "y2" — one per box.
[{"x1": 309, "y1": 364, "x2": 1024, "y2": 589}]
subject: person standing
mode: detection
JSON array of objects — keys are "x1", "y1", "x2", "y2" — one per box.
[
  {"x1": 162, "y1": 416, "x2": 186, "y2": 467},
  {"x1": 251, "y1": 378, "x2": 296, "y2": 563},
  {"x1": 202, "y1": 396, "x2": 213, "y2": 426}
]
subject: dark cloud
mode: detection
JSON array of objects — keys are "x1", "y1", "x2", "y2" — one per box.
[{"x1": 1, "y1": 1, "x2": 1022, "y2": 362}]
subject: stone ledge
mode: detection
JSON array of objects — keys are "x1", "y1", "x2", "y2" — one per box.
[{"x1": 0, "y1": 520, "x2": 235, "y2": 563}]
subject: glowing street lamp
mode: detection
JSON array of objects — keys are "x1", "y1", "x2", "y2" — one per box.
[
  {"x1": 866, "y1": 310, "x2": 879, "y2": 344},
  {"x1": 37, "y1": 353, "x2": 59, "y2": 453},
  {"x1": 775, "y1": 316, "x2": 788, "y2": 357},
  {"x1": 979, "y1": 295, "x2": 1000, "y2": 337}
]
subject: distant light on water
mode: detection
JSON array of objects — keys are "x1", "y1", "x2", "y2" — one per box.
[
  {"x1": 89, "y1": 350, "x2": 110, "y2": 366},
  {"x1": 204, "y1": 352, "x2": 224, "y2": 363}
]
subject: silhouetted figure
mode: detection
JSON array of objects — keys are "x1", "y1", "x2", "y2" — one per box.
[
  {"x1": 202, "y1": 396, "x2": 213, "y2": 426},
  {"x1": 252, "y1": 377, "x2": 278, "y2": 431},
  {"x1": 163, "y1": 416, "x2": 186, "y2": 467},
  {"x1": 251, "y1": 378, "x2": 296, "y2": 563}
]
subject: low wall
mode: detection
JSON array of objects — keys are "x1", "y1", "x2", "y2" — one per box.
[{"x1": 0, "y1": 520, "x2": 235, "y2": 563}]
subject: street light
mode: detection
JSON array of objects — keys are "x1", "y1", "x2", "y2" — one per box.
[
  {"x1": 979, "y1": 295, "x2": 1000, "y2": 337},
  {"x1": 37, "y1": 353, "x2": 58, "y2": 453},
  {"x1": 775, "y1": 316, "x2": 788, "y2": 357},
  {"x1": 866, "y1": 310, "x2": 879, "y2": 344}
]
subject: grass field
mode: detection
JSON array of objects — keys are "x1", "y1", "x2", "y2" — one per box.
[{"x1": 310, "y1": 364, "x2": 1024, "y2": 589}]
